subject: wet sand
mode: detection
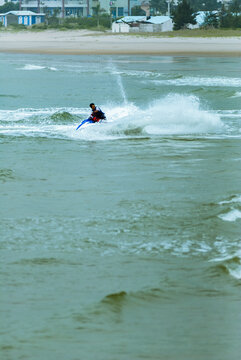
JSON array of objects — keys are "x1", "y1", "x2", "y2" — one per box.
[{"x1": 0, "y1": 30, "x2": 241, "y2": 56}]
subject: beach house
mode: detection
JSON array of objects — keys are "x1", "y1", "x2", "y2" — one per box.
[
  {"x1": 112, "y1": 15, "x2": 173, "y2": 33},
  {"x1": 20, "y1": 0, "x2": 134, "y2": 18},
  {"x1": 0, "y1": 11, "x2": 45, "y2": 27}
]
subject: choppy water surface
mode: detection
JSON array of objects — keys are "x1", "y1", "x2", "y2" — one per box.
[{"x1": 1, "y1": 54, "x2": 241, "y2": 360}]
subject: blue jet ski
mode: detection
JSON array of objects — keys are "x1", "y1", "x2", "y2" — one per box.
[
  {"x1": 76, "y1": 118, "x2": 105, "y2": 130},
  {"x1": 76, "y1": 118, "x2": 95, "y2": 130}
]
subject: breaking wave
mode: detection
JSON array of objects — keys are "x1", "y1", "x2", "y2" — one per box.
[
  {"x1": 210, "y1": 253, "x2": 241, "y2": 280},
  {"x1": 20, "y1": 64, "x2": 58, "y2": 71},
  {"x1": 153, "y1": 76, "x2": 241, "y2": 87},
  {"x1": 231, "y1": 92, "x2": 241, "y2": 98},
  {"x1": 0, "y1": 95, "x2": 224, "y2": 141},
  {"x1": 218, "y1": 195, "x2": 241, "y2": 222}
]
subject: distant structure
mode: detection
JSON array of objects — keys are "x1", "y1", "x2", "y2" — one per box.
[
  {"x1": 112, "y1": 15, "x2": 173, "y2": 32},
  {"x1": 0, "y1": 10, "x2": 45, "y2": 26},
  {"x1": 21, "y1": 0, "x2": 93, "y2": 17},
  {"x1": 217, "y1": 0, "x2": 232, "y2": 3},
  {"x1": 18, "y1": 0, "x2": 134, "y2": 18},
  {"x1": 166, "y1": 0, "x2": 171, "y2": 16},
  {"x1": 1, "y1": 0, "x2": 228, "y2": 20}
]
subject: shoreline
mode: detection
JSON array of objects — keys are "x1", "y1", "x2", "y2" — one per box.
[{"x1": 1, "y1": 30, "x2": 241, "y2": 56}]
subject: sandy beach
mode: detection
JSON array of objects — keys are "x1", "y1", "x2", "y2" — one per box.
[{"x1": 0, "y1": 29, "x2": 241, "y2": 56}]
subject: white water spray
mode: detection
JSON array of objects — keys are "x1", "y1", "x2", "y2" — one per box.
[
  {"x1": 0, "y1": 95, "x2": 225, "y2": 141},
  {"x1": 108, "y1": 61, "x2": 128, "y2": 105}
]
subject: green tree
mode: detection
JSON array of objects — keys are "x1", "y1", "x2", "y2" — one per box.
[
  {"x1": 43, "y1": 7, "x2": 51, "y2": 25},
  {"x1": 149, "y1": 0, "x2": 167, "y2": 15},
  {"x1": 228, "y1": 0, "x2": 241, "y2": 28},
  {"x1": 172, "y1": 0, "x2": 197, "y2": 30},
  {"x1": 218, "y1": 4, "x2": 241, "y2": 28},
  {"x1": 131, "y1": 6, "x2": 145, "y2": 16},
  {"x1": 92, "y1": 1, "x2": 106, "y2": 28},
  {"x1": 229, "y1": 0, "x2": 241, "y2": 15},
  {"x1": 47, "y1": 8, "x2": 61, "y2": 27},
  {"x1": 0, "y1": 1, "x2": 19, "y2": 12},
  {"x1": 219, "y1": 4, "x2": 228, "y2": 27},
  {"x1": 203, "y1": 11, "x2": 219, "y2": 28},
  {"x1": 189, "y1": 0, "x2": 220, "y2": 12}
]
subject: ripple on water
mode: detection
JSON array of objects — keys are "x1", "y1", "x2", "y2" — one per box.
[
  {"x1": 209, "y1": 253, "x2": 241, "y2": 280},
  {"x1": 218, "y1": 195, "x2": 241, "y2": 222},
  {"x1": 0, "y1": 169, "x2": 15, "y2": 182}
]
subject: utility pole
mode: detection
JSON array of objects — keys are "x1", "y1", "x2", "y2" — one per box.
[
  {"x1": 87, "y1": 0, "x2": 89, "y2": 16},
  {"x1": 166, "y1": 0, "x2": 171, "y2": 16},
  {"x1": 62, "y1": 0, "x2": 65, "y2": 19},
  {"x1": 109, "y1": 1, "x2": 112, "y2": 28}
]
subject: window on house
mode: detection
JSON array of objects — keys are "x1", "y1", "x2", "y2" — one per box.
[
  {"x1": 111, "y1": 7, "x2": 116, "y2": 17},
  {"x1": 118, "y1": 7, "x2": 124, "y2": 16},
  {"x1": 77, "y1": 8, "x2": 83, "y2": 16}
]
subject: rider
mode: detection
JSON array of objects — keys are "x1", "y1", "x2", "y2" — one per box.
[{"x1": 89, "y1": 103, "x2": 106, "y2": 123}]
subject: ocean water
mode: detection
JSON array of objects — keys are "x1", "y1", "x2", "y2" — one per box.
[{"x1": 1, "y1": 53, "x2": 241, "y2": 360}]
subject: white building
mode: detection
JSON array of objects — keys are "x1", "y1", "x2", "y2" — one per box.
[
  {"x1": 217, "y1": 0, "x2": 232, "y2": 3},
  {"x1": 21, "y1": 0, "x2": 90, "y2": 17},
  {"x1": 19, "y1": 0, "x2": 160, "y2": 18},
  {"x1": 103, "y1": 0, "x2": 128, "y2": 17},
  {"x1": 4, "y1": 0, "x2": 227, "y2": 20},
  {"x1": 20, "y1": 0, "x2": 130, "y2": 17},
  {"x1": 0, "y1": 10, "x2": 45, "y2": 26},
  {"x1": 112, "y1": 15, "x2": 173, "y2": 32}
]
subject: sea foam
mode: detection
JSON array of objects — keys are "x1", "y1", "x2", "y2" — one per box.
[
  {"x1": 21, "y1": 64, "x2": 58, "y2": 71},
  {"x1": 153, "y1": 76, "x2": 241, "y2": 87},
  {"x1": 0, "y1": 95, "x2": 223, "y2": 140},
  {"x1": 219, "y1": 209, "x2": 241, "y2": 222}
]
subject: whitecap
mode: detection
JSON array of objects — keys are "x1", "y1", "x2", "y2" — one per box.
[
  {"x1": 153, "y1": 76, "x2": 241, "y2": 87},
  {"x1": 210, "y1": 254, "x2": 241, "y2": 280},
  {"x1": 229, "y1": 267, "x2": 241, "y2": 279},
  {"x1": 219, "y1": 196, "x2": 241, "y2": 205},
  {"x1": 20, "y1": 64, "x2": 58, "y2": 71},
  {"x1": 0, "y1": 96, "x2": 223, "y2": 140},
  {"x1": 219, "y1": 209, "x2": 241, "y2": 222},
  {"x1": 140, "y1": 94, "x2": 223, "y2": 135},
  {"x1": 231, "y1": 92, "x2": 241, "y2": 98}
]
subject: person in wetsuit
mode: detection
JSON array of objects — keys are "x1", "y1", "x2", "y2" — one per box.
[{"x1": 89, "y1": 103, "x2": 106, "y2": 122}]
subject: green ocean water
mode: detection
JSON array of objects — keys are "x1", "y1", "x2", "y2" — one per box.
[{"x1": 1, "y1": 54, "x2": 241, "y2": 360}]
